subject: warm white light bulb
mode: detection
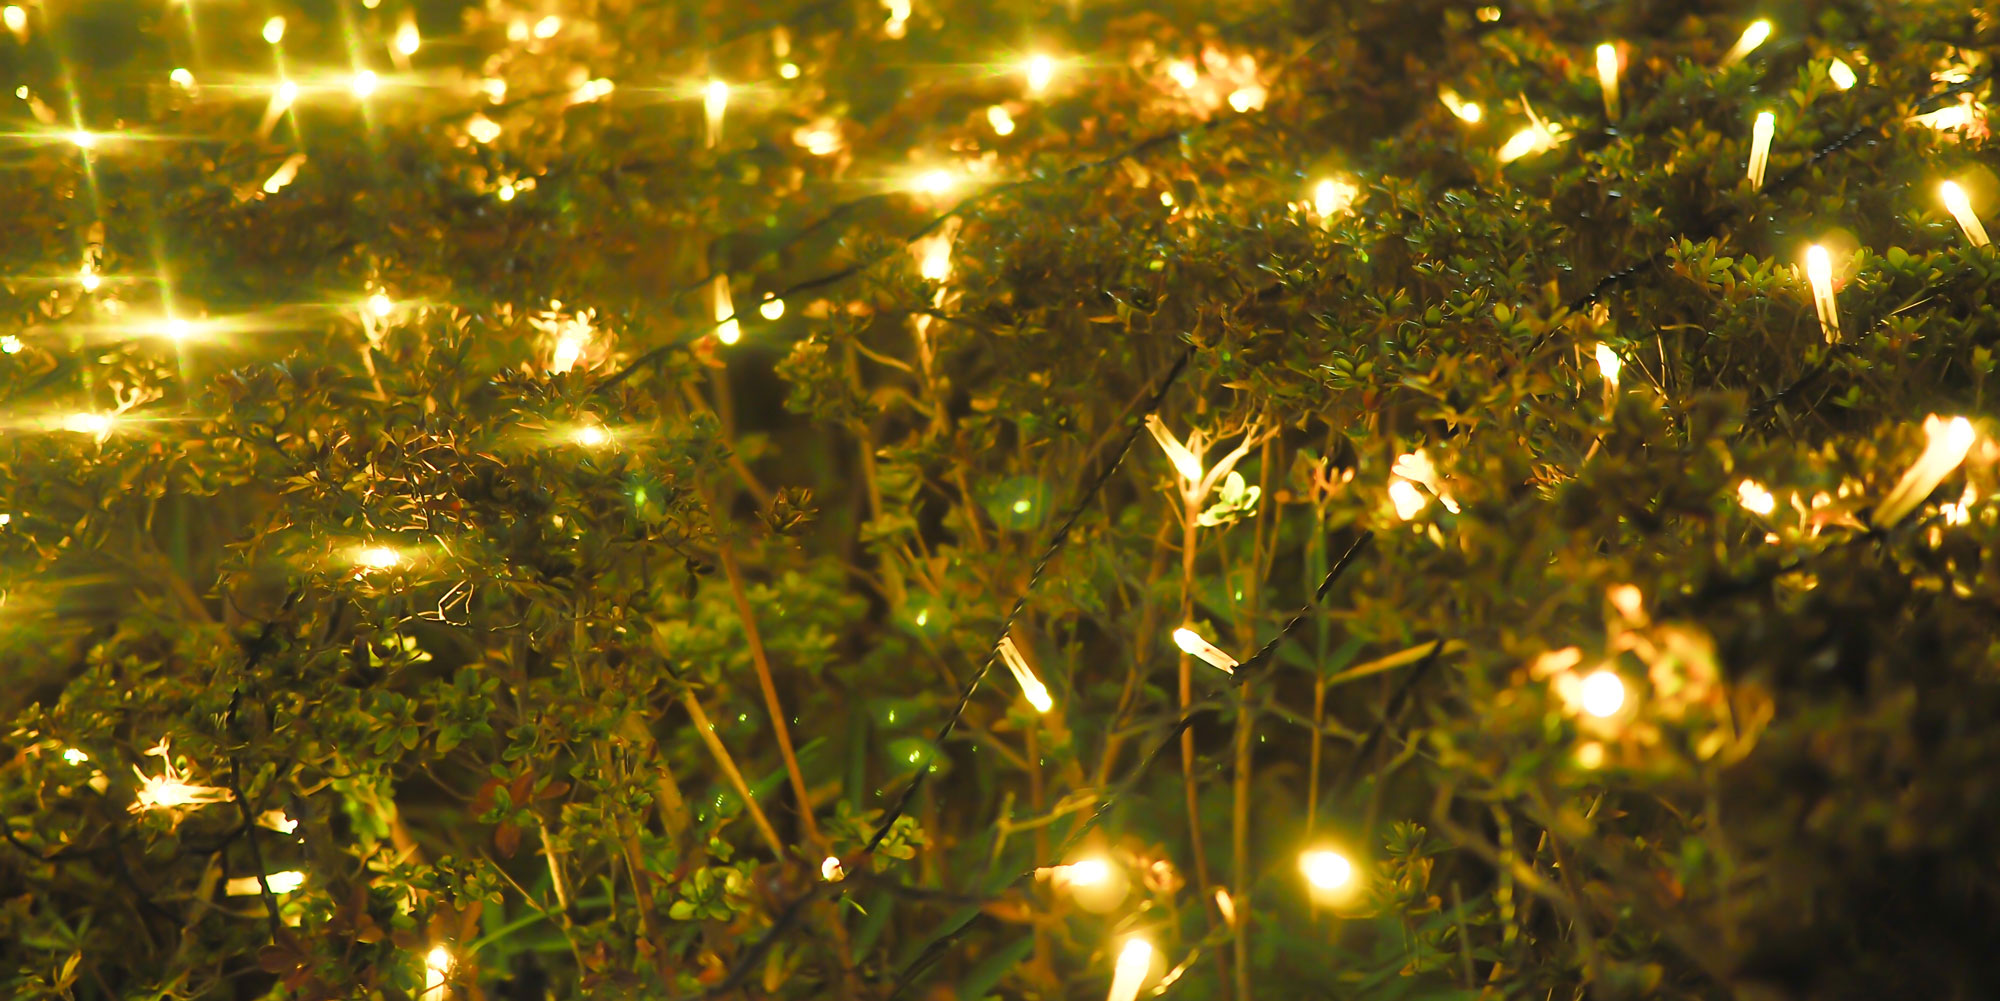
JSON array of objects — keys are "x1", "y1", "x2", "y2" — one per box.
[
  {"x1": 1747, "y1": 111, "x2": 1774, "y2": 189},
  {"x1": 1024, "y1": 53, "x2": 1055, "y2": 94},
  {"x1": 62, "y1": 747, "x2": 89, "y2": 764},
  {"x1": 1106, "y1": 938, "x2": 1153, "y2": 1001},
  {"x1": 821, "y1": 856, "x2": 846, "y2": 881},
  {"x1": 1737, "y1": 479, "x2": 1777, "y2": 515},
  {"x1": 1300, "y1": 848, "x2": 1354, "y2": 890},
  {"x1": 1876, "y1": 415, "x2": 1979, "y2": 527},
  {"x1": 1068, "y1": 858, "x2": 1111, "y2": 886},
  {"x1": 1595, "y1": 43, "x2": 1619, "y2": 118},
  {"x1": 262, "y1": 153, "x2": 307, "y2": 193},
  {"x1": 355, "y1": 546, "x2": 400, "y2": 570},
  {"x1": 1166, "y1": 59, "x2": 1198, "y2": 90},
  {"x1": 1579, "y1": 669, "x2": 1625, "y2": 717},
  {"x1": 987, "y1": 104, "x2": 1015, "y2": 136},
  {"x1": 424, "y1": 945, "x2": 450, "y2": 999},
  {"x1": 1172, "y1": 627, "x2": 1239, "y2": 674},
  {"x1": 170, "y1": 67, "x2": 195, "y2": 89},
  {"x1": 532, "y1": 16, "x2": 561, "y2": 39},
  {"x1": 1723, "y1": 19, "x2": 1772, "y2": 65},
  {"x1": 704, "y1": 78, "x2": 730, "y2": 147},
  {"x1": 79, "y1": 266, "x2": 101, "y2": 292},
  {"x1": 394, "y1": 19, "x2": 421, "y2": 57},
  {"x1": 1594, "y1": 343, "x2": 1621, "y2": 390},
  {"x1": 913, "y1": 168, "x2": 955, "y2": 196},
  {"x1": 1805, "y1": 244, "x2": 1839, "y2": 343},
  {"x1": 1143, "y1": 415, "x2": 1203, "y2": 484},
  {"x1": 68, "y1": 130, "x2": 97, "y2": 150},
  {"x1": 1311, "y1": 177, "x2": 1356, "y2": 219},
  {"x1": 467, "y1": 114, "x2": 501, "y2": 144},
  {"x1": 573, "y1": 425, "x2": 609, "y2": 447},
  {"x1": 1828, "y1": 58, "x2": 1857, "y2": 90},
  {"x1": 759, "y1": 295, "x2": 784, "y2": 320},
  {"x1": 997, "y1": 636, "x2": 1055, "y2": 713},
  {"x1": 1388, "y1": 478, "x2": 1429, "y2": 520},
  {"x1": 351, "y1": 70, "x2": 379, "y2": 99},
  {"x1": 1940, "y1": 181, "x2": 1991, "y2": 247},
  {"x1": 713, "y1": 275, "x2": 740, "y2": 345},
  {"x1": 63, "y1": 412, "x2": 114, "y2": 437},
  {"x1": 367, "y1": 293, "x2": 393, "y2": 318},
  {"x1": 262, "y1": 16, "x2": 285, "y2": 44},
  {"x1": 2, "y1": 6, "x2": 24, "y2": 34}
]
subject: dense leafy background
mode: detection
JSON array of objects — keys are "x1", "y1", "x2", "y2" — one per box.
[{"x1": 5, "y1": 1, "x2": 2000, "y2": 999}]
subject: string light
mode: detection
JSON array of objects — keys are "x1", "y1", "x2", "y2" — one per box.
[
  {"x1": 882, "y1": 0, "x2": 910, "y2": 39},
  {"x1": 394, "y1": 18, "x2": 421, "y2": 57},
  {"x1": 1594, "y1": 343, "x2": 1621, "y2": 391},
  {"x1": 226, "y1": 870, "x2": 305, "y2": 896},
  {"x1": 1939, "y1": 181, "x2": 1990, "y2": 247},
  {"x1": 367, "y1": 292, "x2": 394, "y2": 318},
  {"x1": 1737, "y1": 479, "x2": 1777, "y2": 515},
  {"x1": 1024, "y1": 53, "x2": 1056, "y2": 95},
  {"x1": 572, "y1": 424, "x2": 609, "y2": 447},
  {"x1": 1497, "y1": 99, "x2": 1565, "y2": 163},
  {"x1": 467, "y1": 114, "x2": 501, "y2": 144},
  {"x1": 996, "y1": 635, "x2": 1054, "y2": 712},
  {"x1": 170, "y1": 67, "x2": 195, "y2": 90},
  {"x1": 793, "y1": 120, "x2": 841, "y2": 155},
  {"x1": 1721, "y1": 19, "x2": 1772, "y2": 67},
  {"x1": 4, "y1": 4, "x2": 26, "y2": 39},
  {"x1": 1214, "y1": 887, "x2": 1236, "y2": 926},
  {"x1": 1746, "y1": 111, "x2": 1774, "y2": 190},
  {"x1": 262, "y1": 16, "x2": 285, "y2": 44},
  {"x1": 912, "y1": 168, "x2": 956, "y2": 196},
  {"x1": 704, "y1": 78, "x2": 730, "y2": 147},
  {"x1": 1910, "y1": 99, "x2": 1980, "y2": 132},
  {"x1": 914, "y1": 226, "x2": 955, "y2": 281},
  {"x1": 1105, "y1": 938, "x2": 1153, "y2": 1001},
  {"x1": 79, "y1": 265, "x2": 101, "y2": 292},
  {"x1": 1388, "y1": 478, "x2": 1428, "y2": 520},
  {"x1": 1595, "y1": 43, "x2": 1620, "y2": 119},
  {"x1": 351, "y1": 70, "x2": 379, "y2": 99},
  {"x1": 712, "y1": 274, "x2": 740, "y2": 345},
  {"x1": 1143, "y1": 415, "x2": 1203, "y2": 484},
  {"x1": 354, "y1": 545, "x2": 401, "y2": 571},
  {"x1": 1311, "y1": 177, "x2": 1357, "y2": 219},
  {"x1": 1171, "y1": 627, "x2": 1238, "y2": 674},
  {"x1": 1438, "y1": 88, "x2": 1481, "y2": 123},
  {"x1": 1578, "y1": 669, "x2": 1625, "y2": 718},
  {"x1": 821, "y1": 856, "x2": 846, "y2": 881},
  {"x1": 1828, "y1": 58, "x2": 1858, "y2": 90},
  {"x1": 532, "y1": 16, "x2": 561, "y2": 39},
  {"x1": 987, "y1": 104, "x2": 1015, "y2": 136},
  {"x1": 779, "y1": 62, "x2": 800, "y2": 79},
  {"x1": 68, "y1": 130, "x2": 98, "y2": 150},
  {"x1": 129, "y1": 738, "x2": 233, "y2": 817},
  {"x1": 423, "y1": 945, "x2": 451, "y2": 1000},
  {"x1": 262, "y1": 153, "x2": 308, "y2": 194},
  {"x1": 759, "y1": 295, "x2": 784, "y2": 320},
  {"x1": 62, "y1": 412, "x2": 115, "y2": 439},
  {"x1": 1876, "y1": 415, "x2": 1978, "y2": 527},
  {"x1": 1805, "y1": 244, "x2": 1839, "y2": 343},
  {"x1": 1299, "y1": 848, "x2": 1354, "y2": 890}
]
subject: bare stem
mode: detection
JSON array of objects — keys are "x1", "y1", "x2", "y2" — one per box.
[
  {"x1": 680, "y1": 693, "x2": 787, "y2": 859},
  {"x1": 714, "y1": 540, "x2": 823, "y2": 849}
]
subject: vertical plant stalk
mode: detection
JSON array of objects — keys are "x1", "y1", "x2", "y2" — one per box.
[
  {"x1": 680, "y1": 693, "x2": 787, "y2": 859},
  {"x1": 1177, "y1": 507, "x2": 1224, "y2": 996},
  {"x1": 715, "y1": 540, "x2": 823, "y2": 849}
]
